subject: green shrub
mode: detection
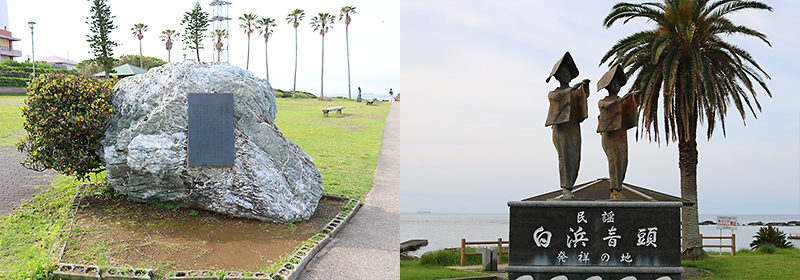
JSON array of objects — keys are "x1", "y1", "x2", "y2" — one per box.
[
  {"x1": 419, "y1": 248, "x2": 479, "y2": 267},
  {"x1": 750, "y1": 225, "x2": 793, "y2": 250},
  {"x1": 756, "y1": 243, "x2": 777, "y2": 254},
  {"x1": 16, "y1": 72, "x2": 117, "y2": 181}
]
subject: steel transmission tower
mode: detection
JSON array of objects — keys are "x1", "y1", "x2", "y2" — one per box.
[{"x1": 209, "y1": 0, "x2": 231, "y2": 62}]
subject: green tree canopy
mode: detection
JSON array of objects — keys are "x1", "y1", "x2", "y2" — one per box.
[
  {"x1": 600, "y1": 0, "x2": 773, "y2": 260},
  {"x1": 181, "y1": 1, "x2": 209, "y2": 61},
  {"x1": 86, "y1": 0, "x2": 118, "y2": 79}
]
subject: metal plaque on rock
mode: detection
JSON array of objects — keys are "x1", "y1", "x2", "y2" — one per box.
[{"x1": 188, "y1": 93, "x2": 234, "y2": 166}]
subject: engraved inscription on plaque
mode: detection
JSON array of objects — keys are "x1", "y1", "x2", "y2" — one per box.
[{"x1": 188, "y1": 93, "x2": 234, "y2": 166}]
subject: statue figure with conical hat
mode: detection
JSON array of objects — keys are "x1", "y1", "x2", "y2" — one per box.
[
  {"x1": 596, "y1": 64, "x2": 639, "y2": 200},
  {"x1": 545, "y1": 52, "x2": 590, "y2": 199}
]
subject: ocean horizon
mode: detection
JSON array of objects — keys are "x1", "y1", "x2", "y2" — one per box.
[{"x1": 401, "y1": 212, "x2": 800, "y2": 257}]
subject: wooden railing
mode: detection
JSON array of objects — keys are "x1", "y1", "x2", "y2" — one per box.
[
  {"x1": 460, "y1": 238, "x2": 509, "y2": 266},
  {"x1": 701, "y1": 234, "x2": 736, "y2": 256}
]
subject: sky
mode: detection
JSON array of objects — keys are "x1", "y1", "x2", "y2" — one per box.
[
  {"x1": 400, "y1": 0, "x2": 800, "y2": 215},
  {"x1": 6, "y1": 0, "x2": 399, "y2": 97}
]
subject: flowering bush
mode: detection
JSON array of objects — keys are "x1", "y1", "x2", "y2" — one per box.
[{"x1": 17, "y1": 72, "x2": 117, "y2": 180}]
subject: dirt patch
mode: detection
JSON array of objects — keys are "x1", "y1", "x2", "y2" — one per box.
[{"x1": 61, "y1": 195, "x2": 344, "y2": 272}]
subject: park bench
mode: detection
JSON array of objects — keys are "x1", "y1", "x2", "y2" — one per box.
[{"x1": 322, "y1": 106, "x2": 345, "y2": 117}]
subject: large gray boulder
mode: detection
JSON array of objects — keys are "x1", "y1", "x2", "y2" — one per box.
[{"x1": 100, "y1": 62, "x2": 324, "y2": 223}]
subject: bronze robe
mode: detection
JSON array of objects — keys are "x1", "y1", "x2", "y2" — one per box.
[
  {"x1": 546, "y1": 82, "x2": 589, "y2": 190},
  {"x1": 597, "y1": 93, "x2": 638, "y2": 191}
]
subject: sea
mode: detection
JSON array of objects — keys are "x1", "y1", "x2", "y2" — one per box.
[
  {"x1": 318, "y1": 92, "x2": 391, "y2": 100},
  {"x1": 400, "y1": 213, "x2": 800, "y2": 257}
]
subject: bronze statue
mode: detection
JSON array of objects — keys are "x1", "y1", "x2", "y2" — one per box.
[
  {"x1": 596, "y1": 64, "x2": 638, "y2": 200},
  {"x1": 545, "y1": 52, "x2": 589, "y2": 199}
]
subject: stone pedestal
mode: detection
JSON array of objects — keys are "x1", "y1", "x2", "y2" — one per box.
[
  {"x1": 506, "y1": 201, "x2": 683, "y2": 280},
  {"x1": 478, "y1": 248, "x2": 498, "y2": 271}
]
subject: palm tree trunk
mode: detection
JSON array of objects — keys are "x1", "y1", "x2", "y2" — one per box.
[
  {"x1": 168, "y1": 49, "x2": 171, "y2": 62},
  {"x1": 246, "y1": 35, "x2": 251, "y2": 70},
  {"x1": 139, "y1": 39, "x2": 143, "y2": 68},
  {"x1": 292, "y1": 28, "x2": 298, "y2": 98},
  {"x1": 320, "y1": 35, "x2": 325, "y2": 98},
  {"x1": 346, "y1": 24, "x2": 351, "y2": 99},
  {"x1": 265, "y1": 41, "x2": 269, "y2": 81},
  {"x1": 677, "y1": 93, "x2": 707, "y2": 261}
]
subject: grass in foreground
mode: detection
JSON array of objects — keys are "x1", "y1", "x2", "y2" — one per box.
[
  {"x1": 682, "y1": 247, "x2": 800, "y2": 279},
  {"x1": 401, "y1": 248, "x2": 508, "y2": 280},
  {"x1": 0, "y1": 174, "x2": 78, "y2": 279},
  {"x1": 401, "y1": 260, "x2": 489, "y2": 280}
]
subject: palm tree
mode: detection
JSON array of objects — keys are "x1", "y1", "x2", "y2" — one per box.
[
  {"x1": 286, "y1": 9, "x2": 305, "y2": 98},
  {"x1": 212, "y1": 29, "x2": 228, "y2": 62},
  {"x1": 160, "y1": 29, "x2": 178, "y2": 62},
  {"x1": 339, "y1": 5, "x2": 357, "y2": 99},
  {"x1": 131, "y1": 23, "x2": 148, "y2": 68},
  {"x1": 256, "y1": 17, "x2": 276, "y2": 81},
  {"x1": 600, "y1": 0, "x2": 772, "y2": 260},
  {"x1": 239, "y1": 13, "x2": 258, "y2": 70},
  {"x1": 310, "y1": 13, "x2": 335, "y2": 98}
]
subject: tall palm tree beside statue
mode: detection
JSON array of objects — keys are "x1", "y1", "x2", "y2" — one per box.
[
  {"x1": 600, "y1": 0, "x2": 772, "y2": 260},
  {"x1": 160, "y1": 29, "x2": 178, "y2": 62},
  {"x1": 131, "y1": 23, "x2": 148, "y2": 68},
  {"x1": 212, "y1": 29, "x2": 228, "y2": 62},
  {"x1": 310, "y1": 13, "x2": 335, "y2": 98},
  {"x1": 256, "y1": 17, "x2": 276, "y2": 81},
  {"x1": 286, "y1": 9, "x2": 305, "y2": 98},
  {"x1": 339, "y1": 5, "x2": 357, "y2": 99},
  {"x1": 239, "y1": 13, "x2": 258, "y2": 70}
]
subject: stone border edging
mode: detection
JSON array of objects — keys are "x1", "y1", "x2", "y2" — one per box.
[
  {"x1": 53, "y1": 193, "x2": 362, "y2": 280},
  {"x1": 272, "y1": 194, "x2": 361, "y2": 280}
]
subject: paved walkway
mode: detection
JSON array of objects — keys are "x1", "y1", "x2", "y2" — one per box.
[
  {"x1": 298, "y1": 103, "x2": 400, "y2": 279},
  {"x1": 0, "y1": 145, "x2": 58, "y2": 215}
]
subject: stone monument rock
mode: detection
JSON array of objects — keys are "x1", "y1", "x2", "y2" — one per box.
[{"x1": 100, "y1": 62, "x2": 324, "y2": 223}]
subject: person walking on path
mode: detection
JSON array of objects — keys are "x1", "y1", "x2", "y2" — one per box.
[
  {"x1": 298, "y1": 102, "x2": 400, "y2": 279},
  {"x1": 388, "y1": 88, "x2": 394, "y2": 103}
]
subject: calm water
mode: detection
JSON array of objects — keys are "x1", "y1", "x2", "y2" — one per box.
[
  {"x1": 321, "y1": 92, "x2": 391, "y2": 100},
  {"x1": 401, "y1": 213, "x2": 800, "y2": 257}
]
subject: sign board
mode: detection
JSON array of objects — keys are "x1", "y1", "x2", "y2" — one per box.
[
  {"x1": 188, "y1": 93, "x2": 235, "y2": 166},
  {"x1": 506, "y1": 201, "x2": 683, "y2": 280},
  {"x1": 717, "y1": 216, "x2": 738, "y2": 230}
]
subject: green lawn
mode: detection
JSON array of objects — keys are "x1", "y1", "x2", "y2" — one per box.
[
  {"x1": 682, "y1": 248, "x2": 800, "y2": 279},
  {"x1": 274, "y1": 98, "x2": 390, "y2": 200},
  {"x1": 400, "y1": 260, "x2": 489, "y2": 280},
  {"x1": 0, "y1": 94, "x2": 26, "y2": 146}
]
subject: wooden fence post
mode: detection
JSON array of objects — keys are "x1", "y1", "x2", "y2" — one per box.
[
  {"x1": 497, "y1": 238, "x2": 503, "y2": 265},
  {"x1": 732, "y1": 234, "x2": 736, "y2": 256},
  {"x1": 461, "y1": 238, "x2": 466, "y2": 267}
]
